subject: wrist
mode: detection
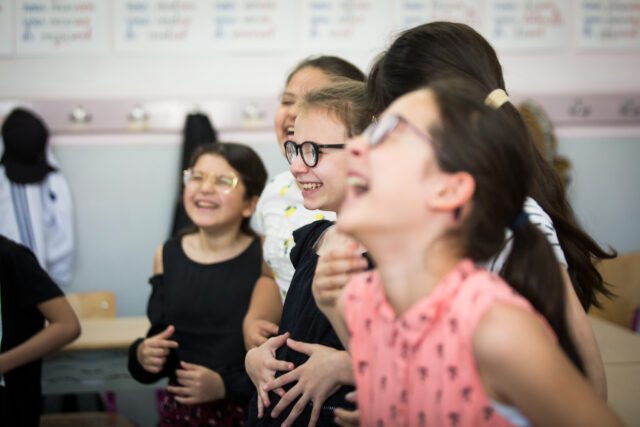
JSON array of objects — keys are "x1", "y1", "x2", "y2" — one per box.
[{"x1": 334, "y1": 350, "x2": 354, "y2": 385}]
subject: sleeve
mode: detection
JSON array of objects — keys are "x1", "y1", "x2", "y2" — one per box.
[
  {"x1": 127, "y1": 273, "x2": 178, "y2": 384},
  {"x1": 218, "y1": 365, "x2": 254, "y2": 404},
  {"x1": 42, "y1": 173, "x2": 75, "y2": 287},
  {"x1": 524, "y1": 197, "x2": 568, "y2": 267},
  {"x1": 9, "y1": 238, "x2": 63, "y2": 308},
  {"x1": 290, "y1": 220, "x2": 330, "y2": 269}
]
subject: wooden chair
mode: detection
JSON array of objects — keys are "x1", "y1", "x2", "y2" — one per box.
[
  {"x1": 66, "y1": 291, "x2": 117, "y2": 319},
  {"x1": 40, "y1": 412, "x2": 135, "y2": 427},
  {"x1": 44, "y1": 291, "x2": 124, "y2": 421},
  {"x1": 591, "y1": 252, "x2": 640, "y2": 329}
]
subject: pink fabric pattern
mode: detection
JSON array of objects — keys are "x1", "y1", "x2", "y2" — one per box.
[{"x1": 342, "y1": 259, "x2": 548, "y2": 427}]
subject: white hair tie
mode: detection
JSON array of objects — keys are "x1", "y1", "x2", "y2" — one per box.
[{"x1": 485, "y1": 89, "x2": 510, "y2": 109}]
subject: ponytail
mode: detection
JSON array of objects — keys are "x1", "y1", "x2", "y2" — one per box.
[{"x1": 502, "y1": 219, "x2": 585, "y2": 373}]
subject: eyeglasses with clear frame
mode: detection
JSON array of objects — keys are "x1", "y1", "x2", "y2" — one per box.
[
  {"x1": 284, "y1": 140, "x2": 346, "y2": 168},
  {"x1": 182, "y1": 169, "x2": 239, "y2": 194},
  {"x1": 361, "y1": 114, "x2": 432, "y2": 148}
]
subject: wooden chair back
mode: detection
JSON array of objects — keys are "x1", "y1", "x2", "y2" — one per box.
[
  {"x1": 591, "y1": 252, "x2": 640, "y2": 329},
  {"x1": 66, "y1": 291, "x2": 117, "y2": 319}
]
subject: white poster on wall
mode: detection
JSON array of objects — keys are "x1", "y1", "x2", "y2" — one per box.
[
  {"x1": 486, "y1": 0, "x2": 570, "y2": 51},
  {"x1": 15, "y1": 0, "x2": 109, "y2": 55},
  {"x1": 392, "y1": 0, "x2": 484, "y2": 43},
  {"x1": 0, "y1": 0, "x2": 13, "y2": 55},
  {"x1": 577, "y1": 0, "x2": 640, "y2": 49},
  {"x1": 300, "y1": 0, "x2": 392, "y2": 51},
  {"x1": 115, "y1": 0, "x2": 291, "y2": 53},
  {"x1": 115, "y1": 0, "x2": 206, "y2": 53}
]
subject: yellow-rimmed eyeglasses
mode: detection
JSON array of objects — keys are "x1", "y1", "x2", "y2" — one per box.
[{"x1": 182, "y1": 169, "x2": 239, "y2": 194}]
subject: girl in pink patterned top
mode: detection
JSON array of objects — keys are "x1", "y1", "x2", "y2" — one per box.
[{"x1": 314, "y1": 79, "x2": 621, "y2": 426}]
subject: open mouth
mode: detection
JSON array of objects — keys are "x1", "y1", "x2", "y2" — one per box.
[
  {"x1": 299, "y1": 182, "x2": 322, "y2": 191},
  {"x1": 195, "y1": 200, "x2": 220, "y2": 209},
  {"x1": 346, "y1": 175, "x2": 369, "y2": 196},
  {"x1": 285, "y1": 126, "x2": 294, "y2": 137}
]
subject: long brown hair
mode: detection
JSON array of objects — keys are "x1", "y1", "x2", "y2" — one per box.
[
  {"x1": 428, "y1": 78, "x2": 584, "y2": 373},
  {"x1": 367, "y1": 21, "x2": 615, "y2": 310}
]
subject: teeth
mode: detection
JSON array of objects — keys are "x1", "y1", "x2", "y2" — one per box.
[
  {"x1": 300, "y1": 182, "x2": 322, "y2": 190},
  {"x1": 286, "y1": 126, "x2": 294, "y2": 135},
  {"x1": 196, "y1": 201, "x2": 218, "y2": 208},
  {"x1": 346, "y1": 176, "x2": 368, "y2": 188}
]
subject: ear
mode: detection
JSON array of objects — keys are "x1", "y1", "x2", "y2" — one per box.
[
  {"x1": 242, "y1": 195, "x2": 259, "y2": 218},
  {"x1": 427, "y1": 171, "x2": 475, "y2": 213}
]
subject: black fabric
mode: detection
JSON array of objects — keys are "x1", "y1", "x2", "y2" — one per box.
[
  {"x1": 0, "y1": 234, "x2": 64, "y2": 426},
  {"x1": 1, "y1": 108, "x2": 55, "y2": 184},
  {"x1": 247, "y1": 220, "x2": 355, "y2": 426},
  {"x1": 170, "y1": 112, "x2": 218, "y2": 237},
  {"x1": 128, "y1": 235, "x2": 260, "y2": 404}
]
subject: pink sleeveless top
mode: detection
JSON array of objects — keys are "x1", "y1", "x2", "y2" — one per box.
[{"x1": 342, "y1": 259, "x2": 549, "y2": 427}]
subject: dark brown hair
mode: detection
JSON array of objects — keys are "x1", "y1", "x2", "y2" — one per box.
[
  {"x1": 368, "y1": 21, "x2": 615, "y2": 310},
  {"x1": 428, "y1": 78, "x2": 584, "y2": 373},
  {"x1": 187, "y1": 142, "x2": 267, "y2": 237}
]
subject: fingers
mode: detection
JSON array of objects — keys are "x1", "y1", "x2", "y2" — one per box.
[
  {"x1": 271, "y1": 383, "x2": 302, "y2": 418},
  {"x1": 166, "y1": 384, "x2": 190, "y2": 396},
  {"x1": 285, "y1": 338, "x2": 317, "y2": 356},
  {"x1": 258, "y1": 385, "x2": 271, "y2": 409},
  {"x1": 264, "y1": 358, "x2": 295, "y2": 373},
  {"x1": 155, "y1": 325, "x2": 176, "y2": 340},
  {"x1": 317, "y1": 250, "x2": 367, "y2": 275},
  {"x1": 144, "y1": 347, "x2": 172, "y2": 358},
  {"x1": 334, "y1": 408, "x2": 360, "y2": 427},
  {"x1": 145, "y1": 336, "x2": 178, "y2": 349},
  {"x1": 142, "y1": 357, "x2": 168, "y2": 373},
  {"x1": 280, "y1": 389, "x2": 308, "y2": 427},
  {"x1": 259, "y1": 320, "x2": 280, "y2": 337},
  {"x1": 267, "y1": 332, "x2": 290, "y2": 350},
  {"x1": 308, "y1": 401, "x2": 322, "y2": 427},
  {"x1": 257, "y1": 394, "x2": 265, "y2": 418},
  {"x1": 263, "y1": 368, "x2": 300, "y2": 391}
]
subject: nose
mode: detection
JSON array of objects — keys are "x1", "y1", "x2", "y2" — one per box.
[
  {"x1": 347, "y1": 134, "x2": 368, "y2": 158},
  {"x1": 199, "y1": 175, "x2": 216, "y2": 193},
  {"x1": 289, "y1": 150, "x2": 309, "y2": 175},
  {"x1": 287, "y1": 100, "x2": 300, "y2": 120}
]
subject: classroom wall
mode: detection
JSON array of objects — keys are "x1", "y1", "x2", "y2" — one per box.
[{"x1": 1, "y1": 0, "x2": 639, "y2": 316}]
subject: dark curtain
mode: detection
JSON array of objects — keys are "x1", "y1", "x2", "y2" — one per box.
[{"x1": 169, "y1": 112, "x2": 218, "y2": 237}]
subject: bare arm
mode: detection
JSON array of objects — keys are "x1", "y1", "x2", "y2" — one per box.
[
  {"x1": 312, "y1": 247, "x2": 368, "y2": 349},
  {"x1": 474, "y1": 304, "x2": 621, "y2": 427},
  {"x1": 0, "y1": 295, "x2": 80, "y2": 375},
  {"x1": 243, "y1": 260, "x2": 283, "y2": 350},
  {"x1": 561, "y1": 267, "x2": 607, "y2": 399}
]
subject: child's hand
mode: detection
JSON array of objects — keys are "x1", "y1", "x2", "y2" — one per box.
[
  {"x1": 264, "y1": 339, "x2": 353, "y2": 427},
  {"x1": 243, "y1": 319, "x2": 280, "y2": 350},
  {"x1": 313, "y1": 245, "x2": 368, "y2": 313},
  {"x1": 334, "y1": 391, "x2": 359, "y2": 427},
  {"x1": 244, "y1": 332, "x2": 293, "y2": 418},
  {"x1": 166, "y1": 361, "x2": 225, "y2": 404},
  {"x1": 137, "y1": 325, "x2": 178, "y2": 374}
]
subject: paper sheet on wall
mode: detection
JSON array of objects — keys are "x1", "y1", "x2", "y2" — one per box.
[
  {"x1": 299, "y1": 0, "x2": 392, "y2": 51},
  {"x1": 486, "y1": 0, "x2": 570, "y2": 51},
  {"x1": 114, "y1": 0, "x2": 291, "y2": 53},
  {"x1": 0, "y1": 0, "x2": 13, "y2": 55},
  {"x1": 577, "y1": 0, "x2": 640, "y2": 49},
  {"x1": 15, "y1": 0, "x2": 109, "y2": 55},
  {"x1": 393, "y1": 0, "x2": 483, "y2": 33}
]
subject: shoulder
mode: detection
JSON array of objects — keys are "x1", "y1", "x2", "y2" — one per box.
[
  {"x1": 290, "y1": 220, "x2": 333, "y2": 267},
  {"x1": 153, "y1": 243, "x2": 166, "y2": 275},
  {"x1": 292, "y1": 219, "x2": 333, "y2": 248},
  {"x1": 472, "y1": 302, "x2": 557, "y2": 400}
]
